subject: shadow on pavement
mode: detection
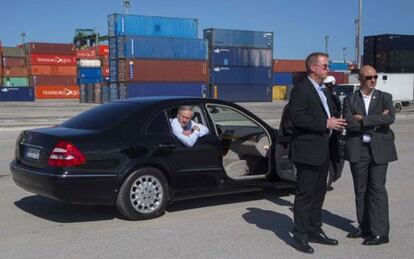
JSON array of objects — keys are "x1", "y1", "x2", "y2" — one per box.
[
  {"x1": 167, "y1": 189, "x2": 292, "y2": 212},
  {"x1": 14, "y1": 195, "x2": 118, "y2": 223}
]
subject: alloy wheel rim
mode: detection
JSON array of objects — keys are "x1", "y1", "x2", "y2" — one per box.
[{"x1": 130, "y1": 175, "x2": 163, "y2": 213}]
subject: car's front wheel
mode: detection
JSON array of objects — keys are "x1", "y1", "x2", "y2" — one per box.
[{"x1": 116, "y1": 167, "x2": 170, "y2": 220}]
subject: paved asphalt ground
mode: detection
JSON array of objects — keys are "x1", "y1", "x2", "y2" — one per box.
[{"x1": 0, "y1": 100, "x2": 414, "y2": 258}]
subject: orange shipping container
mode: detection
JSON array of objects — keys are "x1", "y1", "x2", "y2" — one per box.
[
  {"x1": 28, "y1": 54, "x2": 76, "y2": 66},
  {"x1": 273, "y1": 59, "x2": 306, "y2": 72},
  {"x1": 96, "y1": 45, "x2": 109, "y2": 56},
  {"x1": 123, "y1": 59, "x2": 209, "y2": 82},
  {"x1": 76, "y1": 49, "x2": 96, "y2": 59},
  {"x1": 29, "y1": 65, "x2": 77, "y2": 76},
  {"x1": 4, "y1": 67, "x2": 28, "y2": 77},
  {"x1": 35, "y1": 85, "x2": 79, "y2": 99}
]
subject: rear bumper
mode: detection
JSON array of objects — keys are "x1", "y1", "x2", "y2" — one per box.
[{"x1": 10, "y1": 160, "x2": 119, "y2": 205}]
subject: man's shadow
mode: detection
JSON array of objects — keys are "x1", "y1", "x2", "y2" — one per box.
[
  {"x1": 242, "y1": 197, "x2": 357, "y2": 247},
  {"x1": 242, "y1": 207, "x2": 296, "y2": 247}
]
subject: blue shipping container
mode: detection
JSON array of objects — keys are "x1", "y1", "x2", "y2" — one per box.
[
  {"x1": 215, "y1": 84, "x2": 272, "y2": 102},
  {"x1": 116, "y1": 36, "x2": 208, "y2": 60},
  {"x1": 109, "y1": 59, "x2": 118, "y2": 82},
  {"x1": 329, "y1": 62, "x2": 349, "y2": 71},
  {"x1": 211, "y1": 66, "x2": 272, "y2": 85},
  {"x1": 273, "y1": 72, "x2": 293, "y2": 85},
  {"x1": 78, "y1": 77, "x2": 103, "y2": 84},
  {"x1": 78, "y1": 67, "x2": 102, "y2": 79},
  {"x1": 210, "y1": 47, "x2": 272, "y2": 67},
  {"x1": 204, "y1": 28, "x2": 273, "y2": 49},
  {"x1": 126, "y1": 82, "x2": 207, "y2": 98},
  {"x1": 108, "y1": 14, "x2": 198, "y2": 38},
  {"x1": 0, "y1": 87, "x2": 35, "y2": 102}
]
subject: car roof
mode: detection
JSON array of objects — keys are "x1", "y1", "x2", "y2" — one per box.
[{"x1": 114, "y1": 96, "x2": 232, "y2": 106}]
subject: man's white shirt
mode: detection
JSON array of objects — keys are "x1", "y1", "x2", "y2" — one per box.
[{"x1": 170, "y1": 118, "x2": 209, "y2": 147}]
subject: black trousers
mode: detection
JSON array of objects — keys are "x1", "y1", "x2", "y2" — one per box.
[
  {"x1": 350, "y1": 144, "x2": 389, "y2": 237},
  {"x1": 293, "y1": 159, "x2": 329, "y2": 240}
]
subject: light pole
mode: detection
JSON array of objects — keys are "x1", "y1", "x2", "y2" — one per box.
[
  {"x1": 324, "y1": 35, "x2": 330, "y2": 55},
  {"x1": 355, "y1": 0, "x2": 362, "y2": 68},
  {"x1": 121, "y1": 0, "x2": 132, "y2": 14},
  {"x1": 343, "y1": 47, "x2": 347, "y2": 63},
  {"x1": 20, "y1": 32, "x2": 26, "y2": 44}
]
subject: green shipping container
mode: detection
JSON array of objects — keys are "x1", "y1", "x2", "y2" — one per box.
[{"x1": 2, "y1": 77, "x2": 29, "y2": 86}]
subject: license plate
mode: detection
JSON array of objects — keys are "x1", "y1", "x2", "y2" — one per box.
[{"x1": 25, "y1": 147, "x2": 41, "y2": 160}]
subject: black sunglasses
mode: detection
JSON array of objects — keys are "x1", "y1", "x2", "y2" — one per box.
[{"x1": 364, "y1": 75, "x2": 378, "y2": 80}]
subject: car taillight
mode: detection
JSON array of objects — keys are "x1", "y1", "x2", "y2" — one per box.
[{"x1": 48, "y1": 140, "x2": 86, "y2": 167}]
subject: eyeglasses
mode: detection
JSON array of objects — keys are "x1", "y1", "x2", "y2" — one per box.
[
  {"x1": 364, "y1": 75, "x2": 378, "y2": 81},
  {"x1": 314, "y1": 63, "x2": 329, "y2": 70}
]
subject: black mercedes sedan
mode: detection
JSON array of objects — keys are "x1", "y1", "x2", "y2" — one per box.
[{"x1": 10, "y1": 97, "x2": 298, "y2": 220}]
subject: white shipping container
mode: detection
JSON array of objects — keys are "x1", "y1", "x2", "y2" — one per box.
[{"x1": 77, "y1": 59, "x2": 101, "y2": 67}]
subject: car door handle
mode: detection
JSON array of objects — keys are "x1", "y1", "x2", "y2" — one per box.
[{"x1": 158, "y1": 143, "x2": 176, "y2": 150}]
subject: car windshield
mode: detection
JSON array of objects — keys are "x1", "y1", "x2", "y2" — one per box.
[{"x1": 60, "y1": 102, "x2": 145, "y2": 130}]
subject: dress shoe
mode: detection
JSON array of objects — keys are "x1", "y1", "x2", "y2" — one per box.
[
  {"x1": 326, "y1": 185, "x2": 334, "y2": 191},
  {"x1": 347, "y1": 229, "x2": 363, "y2": 238},
  {"x1": 293, "y1": 237, "x2": 314, "y2": 254},
  {"x1": 309, "y1": 231, "x2": 339, "y2": 246},
  {"x1": 362, "y1": 236, "x2": 389, "y2": 246}
]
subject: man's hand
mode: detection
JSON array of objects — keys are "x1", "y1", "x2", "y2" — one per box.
[
  {"x1": 352, "y1": 114, "x2": 363, "y2": 122},
  {"x1": 182, "y1": 130, "x2": 192, "y2": 136},
  {"x1": 192, "y1": 125, "x2": 200, "y2": 132},
  {"x1": 327, "y1": 117, "x2": 347, "y2": 131},
  {"x1": 382, "y1": 109, "x2": 389, "y2": 115}
]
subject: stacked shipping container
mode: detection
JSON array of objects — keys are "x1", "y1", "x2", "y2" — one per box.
[
  {"x1": 364, "y1": 34, "x2": 414, "y2": 73},
  {"x1": 108, "y1": 14, "x2": 208, "y2": 100},
  {"x1": 272, "y1": 59, "x2": 349, "y2": 100},
  {"x1": 26, "y1": 42, "x2": 79, "y2": 99},
  {"x1": 77, "y1": 45, "x2": 110, "y2": 103},
  {"x1": 204, "y1": 28, "x2": 273, "y2": 102},
  {"x1": 0, "y1": 46, "x2": 34, "y2": 101}
]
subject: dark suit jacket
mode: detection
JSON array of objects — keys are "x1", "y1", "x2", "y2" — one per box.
[
  {"x1": 342, "y1": 89, "x2": 398, "y2": 164},
  {"x1": 289, "y1": 78, "x2": 339, "y2": 166}
]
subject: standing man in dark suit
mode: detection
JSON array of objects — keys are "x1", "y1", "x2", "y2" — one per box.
[
  {"x1": 343, "y1": 65, "x2": 397, "y2": 245},
  {"x1": 290, "y1": 52, "x2": 347, "y2": 253}
]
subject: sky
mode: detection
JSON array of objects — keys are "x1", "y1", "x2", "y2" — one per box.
[{"x1": 0, "y1": 0, "x2": 413, "y2": 61}]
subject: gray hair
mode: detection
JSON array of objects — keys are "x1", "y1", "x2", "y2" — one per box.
[
  {"x1": 177, "y1": 105, "x2": 193, "y2": 115},
  {"x1": 305, "y1": 52, "x2": 329, "y2": 73}
]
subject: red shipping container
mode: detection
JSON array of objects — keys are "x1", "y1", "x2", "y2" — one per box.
[
  {"x1": 28, "y1": 54, "x2": 76, "y2": 66},
  {"x1": 328, "y1": 72, "x2": 349, "y2": 84},
  {"x1": 25, "y1": 42, "x2": 75, "y2": 55},
  {"x1": 4, "y1": 67, "x2": 28, "y2": 77},
  {"x1": 273, "y1": 59, "x2": 306, "y2": 72},
  {"x1": 101, "y1": 56, "x2": 109, "y2": 66},
  {"x1": 123, "y1": 59, "x2": 209, "y2": 82},
  {"x1": 35, "y1": 85, "x2": 79, "y2": 99},
  {"x1": 96, "y1": 45, "x2": 109, "y2": 56},
  {"x1": 30, "y1": 75, "x2": 77, "y2": 86},
  {"x1": 76, "y1": 49, "x2": 96, "y2": 59},
  {"x1": 102, "y1": 66, "x2": 109, "y2": 77},
  {"x1": 29, "y1": 65, "x2": 77, "y2": 76},
  {"x1": 2, "y1": 57, "x2": 25, "y2": 67}
]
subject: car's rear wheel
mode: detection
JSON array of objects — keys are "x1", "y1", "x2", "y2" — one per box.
[{"x1": 116, "y1": 167, "x2": 169, "y2": 220}]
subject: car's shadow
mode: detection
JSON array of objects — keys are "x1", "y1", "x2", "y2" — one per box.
[
  {"x1": 166, "y1": 189, "x2": 292, "y2": 212},
  {"x1": 15, "y1": 190, "x2": 292, "y2": 223},
  {"x1": 15, "y1": 195, "x2": 118, "y2": 223}
]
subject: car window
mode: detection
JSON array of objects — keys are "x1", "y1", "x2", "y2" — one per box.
[
  {"x1": 206, "y1": 104, "x2": 266, "y2": 138},
  {"x1": 166, "y1": 104, "x2": 209, "y2": 129},
  {"x1": 60, "y1": 102, "x2": 141, "y2": 130},
  {"x1": 145, "y1": 110, "x2": 169, "y2": 135}
]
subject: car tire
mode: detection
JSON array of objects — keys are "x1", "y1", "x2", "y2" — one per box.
[{"x1": 116, "y1": 167, "x2": 170, "y2": 220}]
